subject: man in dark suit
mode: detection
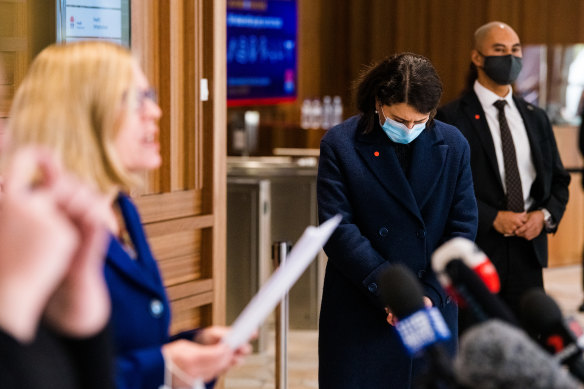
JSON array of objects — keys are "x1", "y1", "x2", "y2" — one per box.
[{"x1": 437, "y1": 21, "x2": 571, "y2": 318}]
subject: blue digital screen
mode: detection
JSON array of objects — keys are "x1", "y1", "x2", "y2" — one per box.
[{"x1": 227, "y1": 0, "x2": 297, "y2": 106}]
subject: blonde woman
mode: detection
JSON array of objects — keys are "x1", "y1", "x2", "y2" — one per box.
[{"x1": 7, "y1": 41, "x2": 250, "y2": 389}]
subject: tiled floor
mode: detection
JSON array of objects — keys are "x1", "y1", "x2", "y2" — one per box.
[{"x1": 224, "y1": 264, "x2": 584, "y2": 389}]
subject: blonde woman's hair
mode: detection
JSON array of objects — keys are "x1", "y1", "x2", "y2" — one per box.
[{"x1": 7, "y1": 40, "x2": 140, "y2": 193}]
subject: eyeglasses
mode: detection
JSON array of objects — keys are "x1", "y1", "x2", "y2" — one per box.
[
  {"x1": 136, "y1": 88, "x2": 158, "y2": 109},
  {"x1": 124, "y1": 87, "x2": 158, "y2": 110}
]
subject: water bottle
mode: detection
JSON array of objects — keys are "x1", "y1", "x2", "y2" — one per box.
[
  {"x1": 322, "y1": 95, "x2": 333, "y2": 129},
  {"x1": 310, "y1": 98, "x2": 323, "y2": 129},
  {"x1": 332, "y1": 96, "x2": 343, "y2": 126},
  {"x1": 300, "y1": 99, "x2": 311, "y2": 129}
]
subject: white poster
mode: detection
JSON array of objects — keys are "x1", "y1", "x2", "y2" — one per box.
[
  {"x1": 66, "y1": 6, "x2": 122, "y2": 40},
  {"x1": 65, "y1": 0, "x2": 121, "y2": 8}
]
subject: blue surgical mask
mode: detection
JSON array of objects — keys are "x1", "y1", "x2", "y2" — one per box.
[{"x1": 379, "y1": 111, "x2": 426, "y2": 144}]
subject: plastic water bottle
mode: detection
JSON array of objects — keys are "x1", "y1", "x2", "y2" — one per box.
[
  {"x1": 300, "y1": 99, "x2": 311, "y2": 129},
  {"x1": 332, "y1": 96, "x2": 343, "y2": 126},
  {"x1": 322, "y1": 95, "x2": 333, "y2": 129},
  {"x1": 310, "y1": 98, "x2": 322, "y2": 129}
]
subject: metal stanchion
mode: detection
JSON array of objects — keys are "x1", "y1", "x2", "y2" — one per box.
[{"x1": 272, "y1": 241, "x2": 291, "y2": 389}]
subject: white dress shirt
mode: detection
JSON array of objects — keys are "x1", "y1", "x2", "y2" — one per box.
[{"x1": 473, "y1": 80, "x2": 537, "y2": 211}]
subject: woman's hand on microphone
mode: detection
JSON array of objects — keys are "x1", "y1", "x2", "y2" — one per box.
[{"x1": 385, "y1": 296, "x2": 433, "y2": 326}]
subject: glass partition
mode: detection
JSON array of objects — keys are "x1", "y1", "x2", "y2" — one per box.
[{"x1": 516, "y1": 44, "x2": 584, "y2": 125}]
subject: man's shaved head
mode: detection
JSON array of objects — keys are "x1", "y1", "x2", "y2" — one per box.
[{"x1": 473, "y1": 21, "x2": 517, "y2": 52}]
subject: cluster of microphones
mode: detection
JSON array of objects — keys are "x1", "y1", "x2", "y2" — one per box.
[{"x1": 379, "y1": 237, "x2": 584, "y2": 389}]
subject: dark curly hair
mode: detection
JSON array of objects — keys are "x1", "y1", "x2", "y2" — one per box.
[{"x1": 354, "y1": 52, "x2": 443, "y2": 134}]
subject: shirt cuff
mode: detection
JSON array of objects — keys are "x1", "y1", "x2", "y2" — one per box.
[{"x1": 540, "y1": 208, "x2": 556, "y2": 231}]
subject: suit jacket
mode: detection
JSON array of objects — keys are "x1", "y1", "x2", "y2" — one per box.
[
  {"x1": 105, "y1": 194, "x2": 210, "y2": 389},
  {"x1": 437, "y1": 90, "x2": 570, "y2": 267},
  {"x1": 317, "y1": 115, "x2": 477, "y2": 388}
]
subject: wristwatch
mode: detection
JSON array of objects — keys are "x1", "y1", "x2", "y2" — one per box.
[{"x1": 540, "y1": 208, "x2": 554, "y2": 230}]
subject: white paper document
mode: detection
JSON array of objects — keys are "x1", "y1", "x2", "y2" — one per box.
[{"x1": 223, "y1": 214, "x2": 342, "y2": 349}]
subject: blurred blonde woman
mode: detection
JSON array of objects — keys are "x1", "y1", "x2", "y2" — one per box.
[{"x1": 7, "y1": 41, "x2": 250, "y2": 389}]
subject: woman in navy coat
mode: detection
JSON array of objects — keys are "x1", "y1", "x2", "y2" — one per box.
[
  {"x1": 6, "y1": 41, "x2": 251, "y2": 389},
  {"x1": 317, "y1": 53, "x2": 478, "y2": 388}
]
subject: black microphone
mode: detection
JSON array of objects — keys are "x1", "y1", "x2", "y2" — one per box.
[
  {"x1": 455, "y1": 319, "x2": 580, "y2": 389},
  {"x1": 520, "y1": 288, "x2": 584, "y2": 383},
  {"x1": 378, "y1": 264, "x2": 458, "y2": 389}
]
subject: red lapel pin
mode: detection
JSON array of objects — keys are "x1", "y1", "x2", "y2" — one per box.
[
  {"x1": 475, "y1": 114, "x2": 480, "y2": 120},
  {"x1": 374, "y1": 151, "x2": 380, "y2": 157}
]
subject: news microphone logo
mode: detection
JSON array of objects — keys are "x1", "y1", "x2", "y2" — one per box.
[{"x1": 395, "y1": 307, "x2": 451, "y2": 356}]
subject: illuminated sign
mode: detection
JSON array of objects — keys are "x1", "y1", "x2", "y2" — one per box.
[{"x1": 227, "y1": 0, "x2": 297, "y2": 106}]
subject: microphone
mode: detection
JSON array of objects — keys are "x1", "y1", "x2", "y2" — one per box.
[
  {"x1": 455, "y1": 319, "x2": 580, "y2": 389},
  {"x1": 432, "y1": 239, "x2": 517, "y2": 326},
  {"x1": 520, "y1": 288, "x2": 584, "y2": 383},
  {"x1": 378, "y1": 264, "x2": 458, "y2": 388},
  {"x1": 432, "y1": 237, "x2": 500, "y2": 294}
]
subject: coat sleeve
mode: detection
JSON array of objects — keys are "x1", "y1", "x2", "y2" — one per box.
[
  {"x1": 539, "y1": 112, "x2": 570, "y2": 229},
  {"x1": 317, "y1": 139, "x2": 391, "y2": 307}
]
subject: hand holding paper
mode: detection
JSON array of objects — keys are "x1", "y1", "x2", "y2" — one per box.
[{"x1": 223, "y1": 214, "x2": 342, "y2": 349}]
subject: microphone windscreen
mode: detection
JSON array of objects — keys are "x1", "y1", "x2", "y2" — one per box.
[
  {"x1": 455, "y1": 320, "x2": 580, "y2": 389},
  {"x1": 445, "y1": 259, "x2": 517, "y2": 325},
  {"x1": 378, "y1": 264, "x2": 425, "y2": 318},
  {"x1": 520, "y1": 288, "x2": 563, "y2": 334}
]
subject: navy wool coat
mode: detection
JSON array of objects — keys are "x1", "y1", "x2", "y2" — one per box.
[{"x1": 317, "y1": 115, "x2": 478, "y2": 388}]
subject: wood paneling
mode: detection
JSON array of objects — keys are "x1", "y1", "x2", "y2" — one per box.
[
  {"x1": 131, "y1": 0, "x2": 226, "y2": 334},
  {"x1": 549, "y1": 125, "x2": 584, "y2": 267},
  {"x1": 0, "y1": 0, "x2": 26, "y2": 117},
  {"x1": 292, "y1": 0, "x2": 584, "y2": 119},
  {"x1": 210, "y1": 0, "x2": 228, "y2": 326}
]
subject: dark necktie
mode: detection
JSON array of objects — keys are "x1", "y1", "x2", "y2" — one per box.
[{"x1": 494, "y1": 99, "x2": 524, "y2": 212}]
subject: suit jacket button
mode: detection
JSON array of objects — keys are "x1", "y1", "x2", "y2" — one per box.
[
  {"x1": 417, "y1": 270, "x2": 426, "y2": 279},
  {"x1": 378, "y1": 227, "x2": 389, "y2": 237},
  {"x1": 368, "y1": 283, "x2": 378, "y2": 293},
  {"x1": 416, "y1": 229, "x2": 426, "y2": 239},
  {"x1": 150, "y1": 299, "x2": 164, "y2": 318}
]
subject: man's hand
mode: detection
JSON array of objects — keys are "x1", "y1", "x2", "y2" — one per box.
[
  {"x1": 514, "y1": 210, "x2": 545, "y2": 241},
  {"x1": 493, "y1": 211, "x2": 528, "y2": 236}
]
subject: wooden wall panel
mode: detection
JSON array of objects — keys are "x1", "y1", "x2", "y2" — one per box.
[
  {"x1": 296, "y1": 0, "x2": 584, "y2": 117},
  {"x1": 131, "y1": 0, "x2": 226, "y2": 334},
  {"x1": 210, "y1": 0, "x2": 227, "y2": 326},
  {"x1": 0, "y1": 0, "x2": 27, "y2": 117}
]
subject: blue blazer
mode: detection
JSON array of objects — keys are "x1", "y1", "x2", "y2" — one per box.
[
  {"x1": 317, "y1": 116, "x2": 478, "y2": 388},
  {"x1": 105, "y1": 194, "x2": 210, "y2": 389}
]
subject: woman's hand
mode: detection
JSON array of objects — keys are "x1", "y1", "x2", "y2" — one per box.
[
  {"x1": 385, "y1": 296, "x2": 433, "y2": 326},
  {"x1": 43, "y1": 174, "x2": 110, "y2": 338},
  {"x1": 0, "y1": 148, "x2": 109, "y2": 341},
  {"x1": 195, "y1": 326, "x2": 254, "y2": 365},
  {"x1": 162, "y1": 339, "x2": 238, "y2": 385}
]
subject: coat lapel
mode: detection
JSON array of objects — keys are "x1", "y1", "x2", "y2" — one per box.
[
  {"x1": 355, "y1": 127, "x2": 423, "y2": 222},
  {"x1": 462, "y1": 92, "x2": 504, "y2": 189},
  {"x1": 106, "y1": 238, "x2": 163, "y2": 297},
  {"x1": 106, "y1": 195, "x2": 166, "y2": 297},
  {"x1": 409, "y1": 127, "x2": 448, "y2": 210},
  {"x1": 513, "y1": 96, "x2": 545, "y2": 199}
]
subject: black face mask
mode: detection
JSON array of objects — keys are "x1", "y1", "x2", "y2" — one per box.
[{"x1": 479, "y1": 54, "x2": 522, "y2": 85}]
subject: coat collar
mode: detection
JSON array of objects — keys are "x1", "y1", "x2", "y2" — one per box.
[
  {"x1": 459, "y1": 90, "x2": 504, "y2": 190},
  {"x1": 355, "y1": 123, "x2": 448, "y2": 222},
  {"x1": 106, "y1": 193, "x2": 166, "y2": 297}
]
